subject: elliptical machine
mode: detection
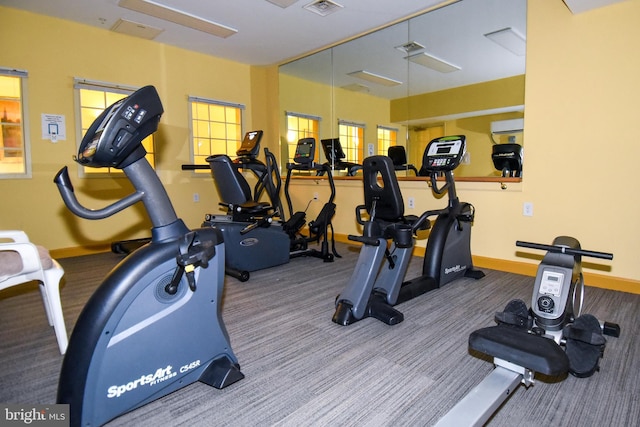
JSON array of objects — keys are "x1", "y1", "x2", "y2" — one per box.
[
  {"x1": 333, "y1": 135, "x2": 483, "y2": 326},
  {"x1": 283, "y1": 137, "x2": 341, "y2": 261},
  {"x1": 54, "y1": 86, "x2": 243, "y2": 427},
  {"x1": 435, "y1": 236, "x2": 620, "y2": 426}
]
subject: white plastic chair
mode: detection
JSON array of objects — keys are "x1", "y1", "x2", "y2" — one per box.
[{"x1": 0, "y1": 230, "x2": 68, "y2": 354}]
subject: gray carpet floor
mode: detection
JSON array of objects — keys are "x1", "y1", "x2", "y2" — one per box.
[{"x1": 1, "y1": 242, "x2": 638, "y2": 426}]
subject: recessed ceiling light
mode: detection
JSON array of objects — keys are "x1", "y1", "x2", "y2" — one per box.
[
  {"x1": 347, "y1": 70, "x2": 402, "y2": 87},
  {"x1": 303, "y1": 0, "x2": 344, "y2": 17},
  {"x1": 405, "y1": 52, "x2": 461, "y2": 73},
  {"x1": 111, "y1": 18, "x2": 164, "y2": 40},
  {"x1": 118, "y1": 0, "x2": 237, "y2": 38},
  {"x1": 341, "y1": 83, "x2": 371, "y2": 93},
  {"x1": 484, "y1": 27, "x2": 526, "y2": 56}
]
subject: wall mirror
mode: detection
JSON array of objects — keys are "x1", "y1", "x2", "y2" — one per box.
[{"x1": 279, "y1": 0, "x2": 527, "y2": 179}]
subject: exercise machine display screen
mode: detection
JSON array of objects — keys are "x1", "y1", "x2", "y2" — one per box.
[
  {"x1": 77, "y1": 99, "x2": 126, "y2": 164},
  {"x1": 423, "y1": 135, "x2": 466, "y2": 172},
  {"x1": 539, "y1": 270, "x2": 564, "y2": 297},
  {"x1": 294, "y1": 138, "x2": 315, "y2": 164},
  {"x1": 424, "y1": 135, "x2": 466, "y2": 171},
  {"x1": 75, "y1": 85, "x2": 163, "y2": 168},
  {"x1": 237, "y1": 130, "x2": 263, "y2": 157},
  {"x1": 321, "y1": 138, "x2": 346, "y2": 161}
]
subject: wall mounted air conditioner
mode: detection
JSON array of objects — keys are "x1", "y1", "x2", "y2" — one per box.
[{"x1": 490, "y1": 118, "x2": 524, "y2": 134}]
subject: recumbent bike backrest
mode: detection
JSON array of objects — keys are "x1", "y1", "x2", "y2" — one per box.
[
  {"x1": 362, "y1": 155, "x2": 404, "y2": 222},
  {"x1": 207, "y1": 154, "x2": 253, "y2": 206}
]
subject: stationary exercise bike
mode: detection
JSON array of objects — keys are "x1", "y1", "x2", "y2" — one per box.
[
  {"x1": 332, "y1": 135, "x2": 484, "y2": 326},
  {"x1": 435, "y1": 236, "x2": 620, "y2": 426},
  {"x1": 54, "y1": 86, "x2": 244, "y2": 427},
  {"x1": 182, "y1": 130, "x2": 284, "y2": 215},
  {"x1": 184, "y1": 130, "x2": 290, "y2": 281}
]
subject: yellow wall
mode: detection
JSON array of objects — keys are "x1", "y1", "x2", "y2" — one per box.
[
  {"x1": 278, "y1": 0, "x2": 640, "y2": 290},
  {"x1": 390, "y1": 75, "x2": 526, "y2": 123},
  {"x1": 0, "y1": 7, "x2": 257, "y2": 251},
  {"x1": 1, "y1": 2, "x2": 639, "y2": 292},
  {"x1": 517, "y1": 0, "x2": 639, "y2": 285}
]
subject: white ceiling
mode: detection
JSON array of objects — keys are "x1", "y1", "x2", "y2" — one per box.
[
  {"x1": 1, "y1": 0, "x2": 627, "y2": 100},
  {"x1": 0, "y1": 0, "x2": 452, "y2": 66},
  {"x1": 281, "y1": 0, "x2": 527, "y2": 100}
]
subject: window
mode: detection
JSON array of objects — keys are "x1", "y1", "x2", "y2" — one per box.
[
  {"x1": 377, "y1": 126, "x2": 398, "y2": 156},
  {"x1": 285, "y1": 112, "x2": 319, "y2": 164},
  {"x1": 338, "y1": 120, "x2": 365, "y2": 163},
  {"x1": 189, "y1": 96, "x2": 244, "y2": 172},
  {"x1": 0, "y1": 68, "x2": 30, "y2": 178},
  {"x1": 75, "y1": 79, "x2": 155, "y2": 175}
]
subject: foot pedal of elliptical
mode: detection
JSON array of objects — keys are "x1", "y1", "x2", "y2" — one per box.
[{"x1": 563, "y1": 314, "x2": 607, "y2": 378}]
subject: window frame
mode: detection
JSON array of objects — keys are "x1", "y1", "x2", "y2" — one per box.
[
  {"x1": 188, "y1": 96, "x2": 245, "y2": 174},
  {"x1": 377, "y1": 125, "x2": 398, "y2": 156},
  {"x1": 338, "y1": 120, "x2": 365, "y2": 164},
  {"x1": 0, "y1": 67, "x2": 31, "y2": 179}
]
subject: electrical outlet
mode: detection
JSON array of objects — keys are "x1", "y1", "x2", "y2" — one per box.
[
  {"x1": 193, "y1": 193, "x2": 200, "y2": 203},
  {"x1": 408, "y1": 197, "x2": 415, "y2": 209},
  {"x1": 523, "y1": 202, "x2": 533, "y2": 216}
]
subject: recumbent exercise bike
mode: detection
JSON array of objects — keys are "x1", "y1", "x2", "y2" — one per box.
[
  {"x1": 201, "y1": 136, "x2": 340, "y2": 281},
  {"x1": 333, "y1": 135, "x2": 484, "y2": 326}
]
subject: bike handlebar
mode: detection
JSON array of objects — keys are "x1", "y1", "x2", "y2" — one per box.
[
  {"x1": 516, "y1": 240, "x2": 613, "y2": 260},
  {"x1": 54, "y1": 166, "x2": 144, "y2": 220}
]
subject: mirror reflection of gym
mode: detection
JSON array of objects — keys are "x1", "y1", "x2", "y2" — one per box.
[{"x1": 279, "y1": 0, "x2": 526, "y2": 180}]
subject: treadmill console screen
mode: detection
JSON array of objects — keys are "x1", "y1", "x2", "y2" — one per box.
[{"x1": 294, "y1": 138, "x2": 315, "y2": 164}]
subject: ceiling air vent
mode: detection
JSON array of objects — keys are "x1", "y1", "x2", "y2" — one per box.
[
  {"x1": 395, "y1": 41, "x2": 425, "y2": 54},
  {"x1": 303, "y1": 0, "x2": 344, "y2": 16}
]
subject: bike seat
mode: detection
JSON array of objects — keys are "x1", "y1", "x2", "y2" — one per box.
[{"x1": 469, "y1": 325, "x2": 569, "y2": 376}]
